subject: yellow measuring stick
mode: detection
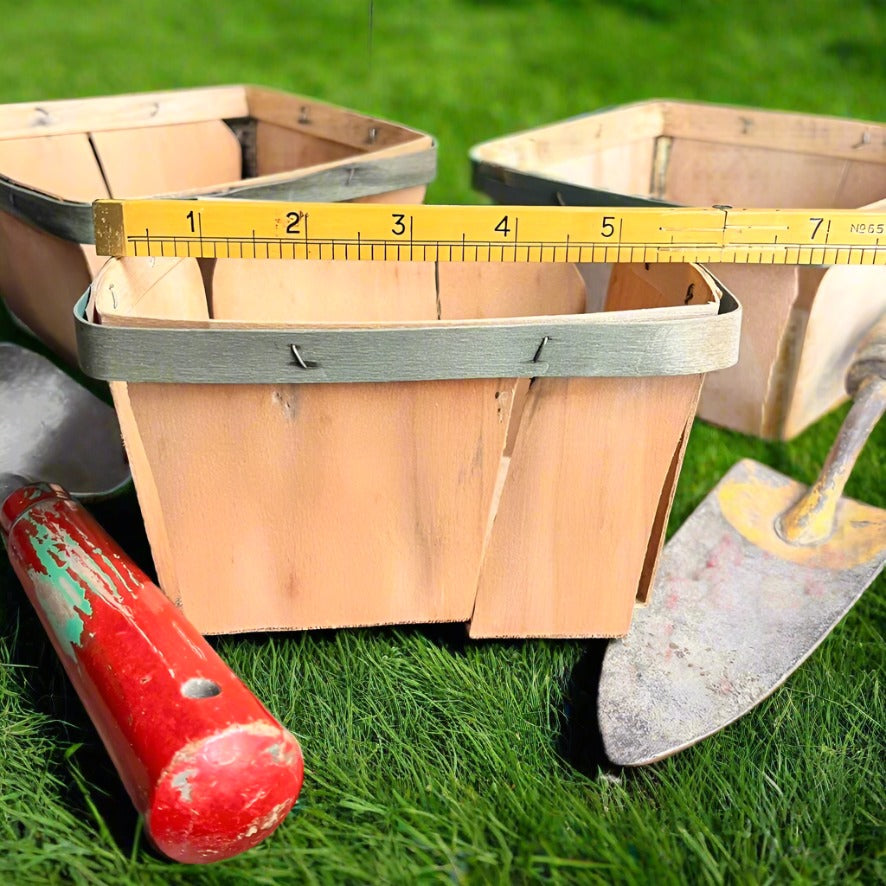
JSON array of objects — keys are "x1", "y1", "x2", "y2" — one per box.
[{"x1": 93, "y1": 199, "x2": 886, "y2": 266}]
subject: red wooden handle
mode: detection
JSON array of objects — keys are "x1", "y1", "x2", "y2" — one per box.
[{"x1": 1, "y1": 483, "x2": 304, "y2": 864}]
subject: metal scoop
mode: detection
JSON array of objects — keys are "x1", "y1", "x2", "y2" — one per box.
[
  {"x1": 598, "y1": 317, "x2": 886, "y2": 766},
  {"x1": 0, "y1": 343, "x2": 304, "y2": 862},
  {"x1": 0, "y1": 342, "x2": 130, "y2": 501}
]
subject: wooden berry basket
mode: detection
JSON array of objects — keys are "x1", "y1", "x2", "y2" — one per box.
[
  {"x1": 0, "y1": 85, "x2": 435, "y2": 362},
  {"x1": 471, "y1": 100, "x2": 886, "y2": 440},
  {"x1": 75, "y1": 255, "x2": 739, "y2": 638}
]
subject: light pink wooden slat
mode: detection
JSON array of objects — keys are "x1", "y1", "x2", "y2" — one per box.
[
  {"x1": 91, "y1": 120, "x2": 242, "y2": 198},
  {"x1": 469, "y1": 372, "x2": 701, "y2": 638},
  {"x1": 469, "y1": 264, "x2": 712, "y2": 637}
]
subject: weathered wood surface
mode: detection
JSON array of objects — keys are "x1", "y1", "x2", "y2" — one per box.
[
  {"x1": 471, "y1": 99, "x2": 886, "y2": 439},
  {"x1": 0, "y1": 85, "x2": 434, "y2": 362},
  {"x1": 93, "y1": 256, "x2": 722, "y2": 637}
]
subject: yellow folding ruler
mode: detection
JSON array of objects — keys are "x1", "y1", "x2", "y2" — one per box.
[{"x1": 93, "y1": 199, "x2": 886, "y2": 266}]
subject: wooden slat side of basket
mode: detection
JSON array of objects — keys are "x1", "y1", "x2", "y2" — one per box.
[
  {"x1": 657, "y1": 100, "x2": 884, "y2": 162},
  {"x1": 778, "y1": 211, "x2": 886, "y2": 441},
  {"x1": 248, "y1": 121, "x2": 431, "y2": 206},
  {"x1": 0, "y1": 86, "x2": 250, "y2": 139},
  {"x1": 91, "y1": 120, "x2": 243, "y2": 197},
  {"x1": 471, "y1": 101, "x2": 665, "y2": 200},
  {"x1": 472, "y1": 100, "x2": 884, "y2": 184},
  {"x1": 468, "y1": 262, "x2": 717, "y2": 638},
  {"x1": 93, "y1": 258, "x2": 207, "y2": 611},
  {"x1": 244, "y1": 85, "x2": 426, "y2": 151}
]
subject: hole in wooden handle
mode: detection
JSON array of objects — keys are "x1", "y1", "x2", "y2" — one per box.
[{"x1": 181, "y1": 678, "x2": 222, "y2": 699}]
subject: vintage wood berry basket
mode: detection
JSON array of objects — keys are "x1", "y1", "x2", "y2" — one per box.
[
  {"x1": 0, "y1": 84, "x2": 435, "y2": 361},
  {"x1": 471, "y1": 100, "x2": 886, "y2": 439},
  {"x1": 75, "y1": 253, "x2": 740, "y2": 638}
]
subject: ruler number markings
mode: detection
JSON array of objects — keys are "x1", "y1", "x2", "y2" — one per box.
[{"x1": 111, "y1": 201, "x2": 886, "y2": 265}]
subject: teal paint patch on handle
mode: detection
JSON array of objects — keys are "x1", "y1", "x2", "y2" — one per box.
[{"x1": 24, "y1": 519, "x2": 96, "y2": 656}]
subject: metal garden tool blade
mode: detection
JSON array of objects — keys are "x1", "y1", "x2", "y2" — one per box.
[
  {"x1": 598, "y1": 318, "x2": 886, "y2": 767},
  {"x1": 0, "y1": 342, "x2": 130, "y2": 498}
]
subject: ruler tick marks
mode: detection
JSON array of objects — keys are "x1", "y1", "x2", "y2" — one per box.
[{"x1": 98, "y1": 201, "x2": 886, "y2": 267}]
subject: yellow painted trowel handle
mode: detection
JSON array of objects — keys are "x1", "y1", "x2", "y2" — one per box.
[{"x1": 777, "y1": 316, "x2": 886, "y2": 546}]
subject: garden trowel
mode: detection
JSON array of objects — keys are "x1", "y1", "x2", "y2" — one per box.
[
  {"x1": 0, "y1": 342, "x2": 304, "y2": 862},
  {"x1": 598, "y1": 317, "x2": 886, "y2": 766}
]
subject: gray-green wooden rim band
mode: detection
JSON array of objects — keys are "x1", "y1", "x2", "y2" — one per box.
[
  {"x1": 73, "y1": 289, "x2": 740, "y2": 385},
  {"x1": 0, "y1": 146, "x2": 437, "y2": 245}
]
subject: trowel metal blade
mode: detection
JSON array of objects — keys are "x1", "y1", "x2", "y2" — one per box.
[
  {"x1": 598, "y1": 458, "x2": 886, "y2": 767},
  {"x1": 0, "y1": 343, "x2": 130, "y2": 499}
]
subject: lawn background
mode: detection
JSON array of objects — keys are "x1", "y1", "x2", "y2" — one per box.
[{"x1": 0, "y1": 0, "x2": 883, "y2": 883}]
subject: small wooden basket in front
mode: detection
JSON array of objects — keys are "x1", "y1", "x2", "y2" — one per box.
[{"x1": 81, "y1": 256, "x2": 739, "y2": 639}]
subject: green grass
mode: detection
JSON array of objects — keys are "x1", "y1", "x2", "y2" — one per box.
[{"x1": 0, "y1": 0, "x2": 884, "y2": 882}]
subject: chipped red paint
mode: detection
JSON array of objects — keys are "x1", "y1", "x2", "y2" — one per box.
[{"x1": 1, "y1": 483, "x2": 304, "y2": 864}]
